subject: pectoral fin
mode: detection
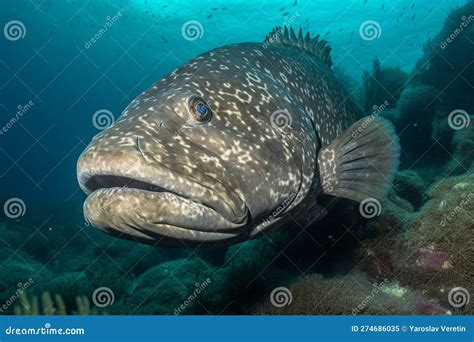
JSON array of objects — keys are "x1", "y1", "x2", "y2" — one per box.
[{"x1": 317, "y1": 116, "x2": 400, "y2": 202}]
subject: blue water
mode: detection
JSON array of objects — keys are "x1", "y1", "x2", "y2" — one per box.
[{"x1": 0, "y1": 0, "x2": 472, "y2": 315}]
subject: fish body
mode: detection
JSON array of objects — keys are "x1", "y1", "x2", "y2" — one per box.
[{"x1": 77, "y1": 27, "x2": 400, "y2": 246}]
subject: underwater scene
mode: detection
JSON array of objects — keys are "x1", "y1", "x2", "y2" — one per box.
[{"x1": 0, "y1": 0, "x2": 472, "y2": 316}]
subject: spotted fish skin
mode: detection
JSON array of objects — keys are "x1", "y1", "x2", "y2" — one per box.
[{"x1": 77, "y1": 34, "x2": 398, "y2": 247}]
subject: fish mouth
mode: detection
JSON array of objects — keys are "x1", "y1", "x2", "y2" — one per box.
[{"x1": 77, "y1": 158, "x2": 249, "y2": 246}]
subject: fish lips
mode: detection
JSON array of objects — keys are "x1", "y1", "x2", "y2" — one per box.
[
  {"x1": 83, "y1": 187, "x2": 249, "y2": 245},
  {"x1": 78, "y1": 163, "x2": 250, "y2": 244},
  {"x1": 77, "y1": 134, "x2": 249, "y2": 244}
]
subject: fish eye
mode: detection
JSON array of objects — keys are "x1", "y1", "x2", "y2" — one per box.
[{"x1": 187, "y1": 95, "x2": 212, "y2": 123}]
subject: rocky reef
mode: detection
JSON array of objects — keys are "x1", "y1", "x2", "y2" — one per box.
[
  {"x1": 394, "y1": 174, "x2": 473, "y2": 314},
  {"x1": 252, "y1": 273, "x2": 443, "y2": 315}
]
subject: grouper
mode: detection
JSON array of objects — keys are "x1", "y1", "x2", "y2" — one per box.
[{"x1": 77, "y1": 27, "x2": 400, "y2": 247}]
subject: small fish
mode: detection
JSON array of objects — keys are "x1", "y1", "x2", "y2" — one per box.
[
  {"x1": 381, "y1": 4, "x2": 384, "y2": 9},
  {"x1": 293, "y1": 0, "x2": 297, "y2": 6},
  {"x1": 411, "y1": 13, "x2": 416, "y2": 20},
  {"x1": 77, "y1": 26, "x2": 400, "y2": 247},
  {"x1": 207, "y1": 14, "x2": 212, "y2": 19}
]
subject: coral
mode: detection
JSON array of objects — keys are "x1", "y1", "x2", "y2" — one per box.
[
  {"x1": 122, "y1": 257, "x2": 217, "y2": 314},
  {"x1": 443, "y1": 128, "x2": 474, "y2": 176},
  {"x1": 224, "y1": 233, "x2": 284, "y2": 269},
  {"x1": 198, "y1": 235, "x2": 292, "y2": 313},
  {"x1": 361, "y1": 58, "x2": 408, "y2": 112},
  {"x1": 372, "y1": 0, "x2": 474, "y2": 170},
  {"x1": 333, "y1": 66, "x2": 363, "y2": 106},
  {"x1": 354, "y1": 193, "x2": 414, "y2": 282},
  {"x1": 393, "y1": 170, "x2": 427, "y2": 209},
  {"x1": 399, "y1": 0, "x2": 474, "y2": 171},
  {"x1": 91, "y1": 239, "x2": 188, "y2": 277},
  {"x1": 48, "y1": 272, "x2": 94, "y2": 305},
  {"x1": 412, "y1": 1, "x2": 474, "y2": 112},
  {"x1": 393, "y1": 174, "x2": 474, "y2": 314},
  {"x1": 396, "y1": 85, "x2": 439, "y2": 125},
  {"x1": 431, "y1": 114, "x2": 455, "y2": 152},
  {"x1": 360, "y1": 193, "x2": 412, "y2": 240},
  {"x1": 252, "y1": 273, "x2": 437, "y2": 315},
  {"x1": 13, "y1": 292, "x2": 98, "y2": 315},
  {"x1": 380, "y1": 108, "x2": 399, "y2": 125},
  {"x1": 0, "y1": 249, "x2": 52, "y2": 303},
  {"x1": 394, "y1": 85, "x2": 445, "y2": 167}
]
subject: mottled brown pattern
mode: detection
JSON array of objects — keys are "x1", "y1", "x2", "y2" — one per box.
[{"x1": 77, "y1": 41, "x2": 360, "y2": 246}]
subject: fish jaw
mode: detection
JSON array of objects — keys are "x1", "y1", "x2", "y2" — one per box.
[
  {"x1": 76, "y1": 133, "x2": 250, "y2": 246},
  {"x1": 82, "y1": 187, "x2": 247, "y2": 246}
]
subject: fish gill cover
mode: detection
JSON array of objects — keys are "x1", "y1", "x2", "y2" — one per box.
[{"x1": 0, "y1": 0, "x2": 472, "y2": 315}]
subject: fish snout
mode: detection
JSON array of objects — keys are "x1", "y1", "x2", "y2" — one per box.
[{"x1": 77, "y1": 127, "x2": 250, "y2": 244}]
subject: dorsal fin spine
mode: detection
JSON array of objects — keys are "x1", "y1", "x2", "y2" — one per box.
[
  {"x1": 297, "y1": 28, "x2": 304, "y2": 48},
  {"x1": 264, "y1": 26, "x2": 332, "y2": 68},
  {"x1": 290, "y1": 28, "x2": 297, "y2": 42}
]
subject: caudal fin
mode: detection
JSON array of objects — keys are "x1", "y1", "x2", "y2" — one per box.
[{"x1": 317, "y1": 116, "x2": 400, "y2": 202}]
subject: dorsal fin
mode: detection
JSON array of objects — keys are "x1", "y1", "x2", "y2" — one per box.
[{"x1": 264, "y1": 26, "x2": 332, "y2": 68}]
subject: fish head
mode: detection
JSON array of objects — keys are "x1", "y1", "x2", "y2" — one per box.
[{"x1": 77, "y1": 45, "x2": 318, "y2": 246}]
